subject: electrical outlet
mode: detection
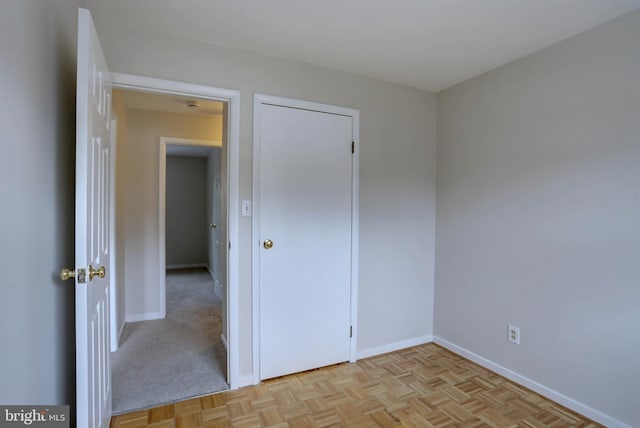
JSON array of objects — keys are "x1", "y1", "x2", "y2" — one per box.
[{"x1": 508, "y1": 324, "x2": 520, "y2": 345}]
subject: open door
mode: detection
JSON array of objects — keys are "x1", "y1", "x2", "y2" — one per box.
[
  {"x1": 63, "y1": 8, "x2": 113, "y2": 428},
  {"x1": 211, "y1": 149, "x2": 223, "y2": 292}
]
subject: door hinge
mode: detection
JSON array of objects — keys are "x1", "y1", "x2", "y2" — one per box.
[
  {"x1": 350, "y1": 326, "x2": 353, "y2": 338},
  {"x1": 351, "y1": 141, "x2": 355, "y2": 154}
]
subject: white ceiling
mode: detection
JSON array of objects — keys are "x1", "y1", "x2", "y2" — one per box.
[
  {"x1": 115, "y1": 89, "x2": 224, "y2": 117},
  {"x1": 85, "y1": 0, "x2": 640, "y2": 92}
]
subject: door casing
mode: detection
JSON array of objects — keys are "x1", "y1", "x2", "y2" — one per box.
[
  {"x1": 110, "y1": 72, "x2": 242, "y2": 389},
  {"x1": 251, "y1": 94, "x2": 360, "y2": 384}
]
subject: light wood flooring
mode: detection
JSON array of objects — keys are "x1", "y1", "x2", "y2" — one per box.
[{"x1": 110, "y1": 343, "x2": 601, "y2": 428}]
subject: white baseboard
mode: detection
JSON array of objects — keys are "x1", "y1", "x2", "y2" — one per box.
[
  {"x1": 220, "y1": 334, "x2": 228, "y2": 352},
  {"x1": 433, "y1": 336, "x2": 631, "y2": 428},
  {"x1": 356, "y1": 335, "x2": 433, "y2": 360},
  {"x1": 166, "y1": 263, "x2": 208, "y2": 270},
  {"x1": 206, "y1": 264, "x2": 214, "y2": 278},
  {"x1": 125, "y1": 311, "x2": 164, "y2": 323}
]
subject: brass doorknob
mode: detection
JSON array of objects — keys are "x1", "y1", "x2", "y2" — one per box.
[
  {"x1": 263, "y1": 239, "x2": 274, "y2": 249},
  {"x1": 60, "y1": 268, "x2": 76, "y2": 281},
  {"x1": 89, "y1": 265, "x2": 106, "y2": 280}
]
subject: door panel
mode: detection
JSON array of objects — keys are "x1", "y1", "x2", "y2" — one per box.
[
  {"x1": 259, "y1": 104, "x2": 352, "y2": 380},
  {"x1": 76, "y1": 8, "x2": 112, "y2": 428}
]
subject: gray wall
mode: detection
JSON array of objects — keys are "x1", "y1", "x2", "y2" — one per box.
[
  {"x1": 90, "y1": 16, "x2": 438, "y2": 378},
  {"x1": 166, "y1": 156, "x2": 208, "y2": 267},
  {"x1": 435, "y1": 10, "x2": 640, "y2": 427},
  {"x1": 0, "y1": 0, "x2": 78, "y2": 405}
]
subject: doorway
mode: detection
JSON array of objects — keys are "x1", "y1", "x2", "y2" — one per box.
[
  {"x1": 252, "y1": 95, "x2": 360, "y2": 382},
  {"x1": 108, "y1": 76, "x2": 241, "y2": 395},
  {"x1": 109, "y1": 87, "x2": 231, "y2": 412}
]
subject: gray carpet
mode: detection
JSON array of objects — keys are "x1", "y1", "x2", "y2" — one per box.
[{"x1": 111, "y1": 268, "x2": 228, "y2": 414}]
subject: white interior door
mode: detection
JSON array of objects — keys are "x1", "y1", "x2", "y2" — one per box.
[
  {"x1": 76, "y1": 8, "x2": 112, "y2": 428},
  {"x1": 258, "y1": 102, "x2": 353, "y2": 380},
  {"x1": 211, "y1": 150, "x2": 223, "y2": 286}
]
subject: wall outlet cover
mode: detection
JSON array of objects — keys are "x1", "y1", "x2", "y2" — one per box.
[{"x1": 508, "y1": 324, "x2": 520, "y2": 345}]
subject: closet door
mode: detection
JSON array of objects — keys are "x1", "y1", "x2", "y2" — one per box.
[{"x1": 257, "y1": 101, "x2": 354, "y2": 380}]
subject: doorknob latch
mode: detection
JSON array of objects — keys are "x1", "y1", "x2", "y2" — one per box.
[
  {"x1": 60, "y1": 268, "x2": 87, "y2": 283},
  {"x1": 210, "y1": 223, "x2": 217, "y2": 229},
  {"x1": 263, "y1": 239, "x2": 274, "y2": 249},
  {"x1": 60, "y1": 266, "x2": 102, "y2": 282},
  {"x1": 89, "y1": 265, "x2": 106, "y2": 280}
]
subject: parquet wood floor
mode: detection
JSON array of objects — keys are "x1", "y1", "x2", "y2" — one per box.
[{"x1": 110, "y1": 343, "x2": 601, "y2": 428}]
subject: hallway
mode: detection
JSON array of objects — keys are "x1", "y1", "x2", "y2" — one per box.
[{"x1": 112, "y1": 268, "x2": 228, "y2": 413}]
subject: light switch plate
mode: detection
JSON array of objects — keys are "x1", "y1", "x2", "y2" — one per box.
[{"x1": 242, "y1": 200, "x2": 252, "y2": 217}]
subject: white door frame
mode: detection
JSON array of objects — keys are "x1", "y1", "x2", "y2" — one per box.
[
  {"x1": 109, "y1": 119, "x2": 119, "y2": 352},
  {"x1": 159, "y1": 137, "x2": 221, "y2": 316},
  {"x1": 111, "y1": 73, "x2": 242, "y2": 389},
  {"x1": 251, "y1": 94, "x2": 360, "y2": 384}
]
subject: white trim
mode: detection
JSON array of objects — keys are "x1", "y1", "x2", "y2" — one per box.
[
  {"x1": 111, "y1": 73, "x2": 239, "y2": 102},
  {"x1": 158, "y1": 140, "x2": 167, "y2": 319},
  {"x1": 256, "y1": 94, "x2": 358, "y2": 118},
  {"x1": 349, "y1": 110, "x2": 360, "y2": 363},
  {"x1": 251, "y1": 97, "x2": 261, "y2": 385},
  {"x1": 226, "y1": 92, "x2": 241, "y2": 390},
  {"x1": 164, "y1": 137, "x2": 222, "y2": 149},
  {"x1": 235, "y1": 374, "x2": 254, "y2": 389},
  {"x1": 433, "y1": 336, "x2": 631, "y2": 428},
  {"x1": 252, "y1": 94, "x2": 360, "y2": 384},
  {"x1": 111, "y1": 73, "x2": 241, "y2": 390},
  {"x1": 356, "y1": 335, "x2": 433, "y2": 360},
  {"x1": 109, "y1": 118, "x2": 119, "y2": 352},
  {"x1": 166, "y1": 263, "x2": 209, "y2": 270},
  {"x1": 125, "y1": 312, "x2": 164, "y2": 323}
]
